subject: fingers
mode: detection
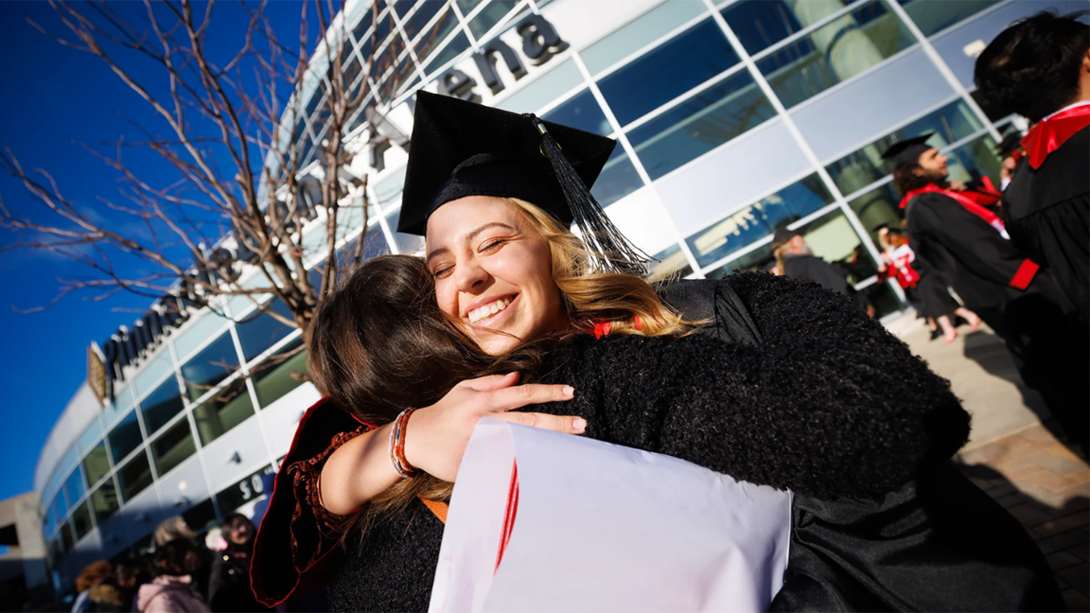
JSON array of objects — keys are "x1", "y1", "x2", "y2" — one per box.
[
  {"x1": 491, "y1": 383, "x2": 575, "y2": 411},
  {"x1": 463, "y1": 372, "x2": 520, "y2": 392},
  {"x1": 494, "y1": 412, "x2": 587, "y2": 434}
]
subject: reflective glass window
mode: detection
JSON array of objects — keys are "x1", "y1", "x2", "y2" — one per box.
[
  {"x1": 707, "y1": 242, "x2": 775, "y2": 278},
  {"x1": 63, "y1": 468, "x2": 85, "y2": 508},
  {"x1": 414, "y1": 9, "x2": 459, "y2": 61},
  {"x1": 592, "y1": 147, "x2": 643, "y2": 208},
  {"x1": 393, "y1": 0, "x2": 418, "y2": 17},
  {"x1": 236, "y1": 300, "x2": 295, "y2": 362},
  {"x1": 150, "y1": 420, "x2": 197, "y2": 477},
  {"x1": 374, "y1": 9, "x2": 396, "y2": 45},
  {"x1": 180, "y1": 333, "x2": 240, "y2": 402},
  {"x1": 598, "y1": 18, "x2": 738, "y2": 126},
  {"x1": 108, "y1": 410, "x2": 144, "y2": 464},
  {"x1": 173, "y1": 310, "x2": 230, "y2": 361},
  {"x1": 825, "y1": 100, "x2": 983, "y2": 196},
  {"x1": 721, "y1": 0, "x2": 807, "y2": 56},
  {"x1": 403, "y1": 1, "x2": 444, "y2": 41},
  {"x1": 82, "y1": 441, "x2": 111, "y2": 488},
  {"x1": 335, "y1": 226, "x2": 390, "y2": 271},
  {"x1": 542, "y1": 89, "x2": 610, "y2": 136},
  {"x1": 686, "y1": 174, "x2": 834, "y2": 269},
  {"x1": 628, "y1": 71, "x2": 775, "y2": 180},
  {"x1": 386, "y1": 207, "x2": 426, "y2": 254},
  {"x1": 133, "y1": 351, "x2": 172, "y2": 399},
  {"x1": 117, "y1": 452, "x2": 154, "y2": 503},
  {"x1": 76, "y1": 419, "x2": 103, "y2": 455},
  {"x1": 140, "y1": 378, "x2": 185, "y2": 435},
  {"x1": 71, "y1": 502, "x2": 93, "y2": 541},
  {"x1": 757, "y1": 0, "x2": 916, "y2": 109},
  {"x1": 456, "y1": 0, "x2": 485, "y2": 14},
  {"x1": 193, "y1": 379, "x2": 254, "y2": 445},
  {"x1": 943, "y1": 134, "x2": 1002, "y2": 188},
  {"x1": 60, "y1": 523, "x2": 75, "y2": 553},
  {"x1": 52, "y1": 495, "x2": 68, "y2": 525},
  {"x1": 649, "y1": 243, "x2": 693, "y2": 280},
  {"x1": 467, "y1": 0, "x2": 519, "y2": 39},
  {"x1": 422, "y1": 32, "x2": 471, "y2": 74},
  {"x1": 252, "y1": 338, "x2": 308, "y2": 409},
  {"x1": 581, "y1": 1, "x2": 707, "y2": 76},
  {"x1": 375, "y1": 166, "x2": 408, "y2": 207},
  {"x1": 351, "y1": 8, "x2": 375, "y2": 47},
  {"x1": 89, "y1": 479, "x2": 120, "y2": 524},
  {"x1": 897, "y1": 0, "x2": 1000, "y2": 37},
  {"x1": 848, "y1": 182, "x2": 904, "y2": 244},
  {"x1": 496, "y1": 60, "x2": 582, "y2": 114}
]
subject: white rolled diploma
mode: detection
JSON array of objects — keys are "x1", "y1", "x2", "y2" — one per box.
[{"x1": 429, "y1": 418, "x2": 792, "y2": 613}]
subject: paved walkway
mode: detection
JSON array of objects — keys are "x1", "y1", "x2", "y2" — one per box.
[{"x1": 889, "y1": 314, "x2": 1089, "y2": 611}]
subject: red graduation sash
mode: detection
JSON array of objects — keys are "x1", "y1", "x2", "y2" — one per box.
[
  {"x1": 900, "y1": 184, "x2": 1009, "y2": 238},
  {"x1": 1021, "y1": 104, "x2": 1090, "y2": 169}
]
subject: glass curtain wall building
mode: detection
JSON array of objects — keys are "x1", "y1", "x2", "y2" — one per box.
[{"x1": 35, "y1": 0, "x2": 1083, "y2": 589}]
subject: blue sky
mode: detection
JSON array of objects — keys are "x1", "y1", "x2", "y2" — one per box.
[{"x1": 0, "y1": 1, "x2": 312, "y2": 503}]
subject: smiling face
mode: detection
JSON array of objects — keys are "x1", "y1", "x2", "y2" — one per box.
[{"x1": 426, "y1": 196, "x2": 570, "y2": 356}]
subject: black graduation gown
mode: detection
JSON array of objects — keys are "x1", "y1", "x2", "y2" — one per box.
[
  {"x1": 781, "y1": 254, "x2": 869, "y2": 313},
  {"x1": 320, "y1": 274, "x2": 1059, "y2": 612},
  {"x1": 1002, "y1": 126, "x2": 1090, "y2": 323}
]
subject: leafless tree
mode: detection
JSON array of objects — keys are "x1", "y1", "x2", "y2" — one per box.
[{"x1": 0, "y1": 0, "x2": 417, "y2": 334}]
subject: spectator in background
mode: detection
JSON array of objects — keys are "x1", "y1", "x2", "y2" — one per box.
[
  {"x1": 151, "y1": 515, "x2": 213, "y2": 601},
  {"x1": 71, "y1": 561, "x2": 112, "y2": 613},
  {"x1": 209, "y1": 514, "x2": 272, "y2": 612},
  {"x1": 137, "y1": 538, "x2": 211, "y2": 613},
  {"x1": 975, "y1": 11, "x2": 1089, "y2": 322},
  {"x1": 994, "y1": 131, "x2": 1026, "y2": 191},
  {"x1": 772, "y1": 228, "x2": 874, "y2": 316}
]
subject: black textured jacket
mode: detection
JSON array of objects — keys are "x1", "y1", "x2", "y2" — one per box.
[{"x1": 324, "y1": 273, "x2": 1059, "y2": 612}]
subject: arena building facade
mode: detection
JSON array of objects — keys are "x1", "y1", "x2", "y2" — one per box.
[{"x1": 35, "y1": 0, "x2": 1083, "y2": 591}]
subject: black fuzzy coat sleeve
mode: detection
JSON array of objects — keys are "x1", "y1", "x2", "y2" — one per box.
[{"x1": 533, "y1": 272, "x2": 969, "y2": 500}]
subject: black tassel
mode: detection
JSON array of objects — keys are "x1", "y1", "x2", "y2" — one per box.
[{"x1": 527, "y1": 114, "x2": 652, "y2": 275}]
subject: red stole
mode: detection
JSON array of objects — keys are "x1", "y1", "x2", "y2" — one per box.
[
  {"x1": 900, "y1": 184, "x2": 1009, "y2": 239},
  {"x1": 1021, "y1": 104, "x2": 1090, "y2": 169}
]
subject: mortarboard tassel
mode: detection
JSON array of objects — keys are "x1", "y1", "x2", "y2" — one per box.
[{"x1": 527, "y1": 114, "x2": 652, "y2": 275}]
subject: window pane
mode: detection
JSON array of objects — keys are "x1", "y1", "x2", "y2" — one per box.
[
  {"x1": 598, "y1": 18, "x2": 738, "y2": 126},
  {"x1": 722, "y1": 0, "x2": 807, "y2": 56},
  {"x1": 60, "y1": 523, "x2": 75, "y2": 553},
  {"x1": 336, "y1": 227, "x2": 390, "y2": 271},
  {"x1": 351, "y1": 8, "x2": 375, "y2": 48},
  {"x1": 89, "y1": 480, "x2": 120, "y2": 524},
  {"x1": 708, "y1": 242, "x2": 775, "y2": 278},
  {"x1": 848, "y1": 182, "x2": 904, "y2": 244},
  {"x1": 592, "y1": 147, "x2": 643, "y2": 207},
  {"x1": 649, "y1": 243, "x2": 693, "y2": 280},
  {"x1": 180, "y1": 333, "x2": 240, "y2": 402},
  {"x1": 581, "y1": 1, "x2": 707, "y2": 75},
  {"x1": 150, "y1": 420, "x2": 197, "y2": 477},
  {"x1": 64, "y1": 468, "x2": 85, "y2": 508},
  {"x1": 108, "y1": 410, "x2": 144, "y2": 464},
  {"x1": 402, "y1": 1, "x2": 442, "y2": 41},
  {"x1": 496, "y1": 60, "x2": 582, "y2": 114},
  {"x1": 467, "y1": 0, "x2": 519, "y2": 39},
  {"x1": 825, "y1": 100, "x2": 983, "y2": 196},
  {"x1": 386, "y1": 207, "x2": 426, "y2": 254},
  {"x1": 542, "y1": 89, "x2": 611, "y2": 136},
  {"x1": 236, "y1": 300, "x2": 295, "y2": 362},
  {"x1": 943, "y1": 134, "x2": 1002, "y2": 188},
  {"x1": 414, "y1": 9, "x2": 459, "y2": 63},
  {"x1": 193, "y1": 379, "x2": 254, "y2": 446},
  {"x1": 51, "y1": 495, "x2": 68, "y2": 525},
  {"x1": 422, "y1": 32, "x2": 470, "y2": 74},
  {"x1": 686, "y1": 174, "x2": 833, "y2": 268},
  {"x1": 252, "y1": 338, "x2": 309, "y2": 409},
  {"x1": 76, "y1": 419, "x2": 103, "y2": 455},
  {"x1": 628, "y1": 71, "x2": 775, "y2": 180},
  {"x1": 117, "y1": 452, "x2": 154, "y2": 503},
  {"x1": 140, "y1": 378, "x2": 185, "y2": 435},
  {"x1": 71, "y1": 502, "x2": 93, "y2": 540},
  {"x1": 898, "y1": 0, "x2": 1000, "y2": 37},
  {"x1": 757, "y1": 0, "x2": 915, "y2": 109}
]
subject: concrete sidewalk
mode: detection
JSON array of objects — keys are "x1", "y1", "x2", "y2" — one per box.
[{"x1": 888, "y1": 314, "x2": 1089, "y2": 611}]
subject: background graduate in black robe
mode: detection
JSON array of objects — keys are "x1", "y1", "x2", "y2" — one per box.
[
  {"x1": 975, "y1": 11, "x2": 1090, "y2": 324},
  {"x1": 887, "y1": 134, "x2": 1089, "y2": 457}
]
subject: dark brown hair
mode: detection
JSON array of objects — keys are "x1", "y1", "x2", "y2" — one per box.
[
  {"x1": 892, "y1": 164, "x2": 935, "y2": 196},
  {"x1": 975, "y1": 11, "x2": 1089, "y2": 123}
]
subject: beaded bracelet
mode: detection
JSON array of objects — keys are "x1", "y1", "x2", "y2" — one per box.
[{"x1": 389, "y1": 407, "x2": 418, "y2": 478}]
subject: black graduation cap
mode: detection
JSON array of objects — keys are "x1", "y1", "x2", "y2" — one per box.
[
  {"x1": 995, "y1": 131, "x2": 1023, "y2": 157},
  {"x1": 772, "y1": 227, "x2": 800, "y2": 247},
  {"x1": 398, "y1": 91, "x2": 647, "y2": 272},
  {"x1": 880, "y1": 133, "x2": 936, "y2": 169}
]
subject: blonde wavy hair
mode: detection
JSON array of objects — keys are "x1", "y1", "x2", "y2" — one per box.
[{"x1": 504, "y1": 197, "x2": 692, "y2": 337}]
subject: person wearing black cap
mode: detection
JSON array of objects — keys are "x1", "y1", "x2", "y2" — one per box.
[
  {"x1": 251, "y1": 93, "x2": 1062, "y2": 611},
  {"x1": 887, "y1": 133, "x2": 1089, "y2": 457},
  {"x1": 975, "y1": 11, "x2": 1089, "y2": 323}
]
